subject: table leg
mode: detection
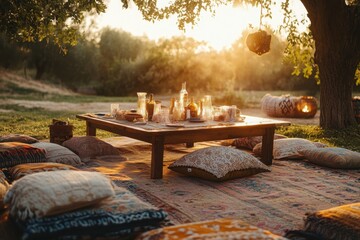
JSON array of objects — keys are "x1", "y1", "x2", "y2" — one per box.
[
  {"x1": 86, "y1": 122, "x2": 96, "y2": 136},
  {"x1": 261, "y1": 127, "x2": 275, "y2": 165},
  {"x1": 151, "y1": 136, "x2": 165, "y2": 179}
]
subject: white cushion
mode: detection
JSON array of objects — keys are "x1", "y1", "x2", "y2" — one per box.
[{"x1": 4, "y1": 170, "x2": 115, "y2": 221}]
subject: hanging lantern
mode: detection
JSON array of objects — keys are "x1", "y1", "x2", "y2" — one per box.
[
  {"x1": 246, "y1": 30, "x2": 272, "y2": 55},
  {"x1": 296, "y1": 96, "x2": 318, "y2": 118}
]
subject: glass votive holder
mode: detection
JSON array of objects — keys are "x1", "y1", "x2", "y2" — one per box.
[{"x1": 110, "y1": 103, "x2": 120, "y2": 117}]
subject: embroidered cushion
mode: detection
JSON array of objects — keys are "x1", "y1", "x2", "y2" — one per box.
[
  {"x1": 0, "y1": 142, "x2": 47, "y2": 168},
  {"x1": 19, "y1": 187, "x2": 168, "y2": 240},
  {"x1": 0, "y1": 170, "x2": 10, "y2": 210},
  {"x1": 299, "y1": 147, "x2": 360, "y2": 169},
  {"x1": 62, "y1": 136, "x2": 119, "y2": 160},
  {"x1": 232, "y1": 134, "x2": 287, "y2": 150},
  {"x1": 168, "y1": 146, "x2": 270, "y2": 181},
  {"x1": 137, "y1": 218, "x2": 287, "y2": 240},
  {"x1": 304, "y1": 203, "x2": 360, "y2": 240},
  {"x1": 8, "y1": 162, "x2": 78, "y2": 181},
  {"x1": 261, "y1": 94, "x2": 299, "y2": 117},
  {"x1": 32, "y1": 142, "x2": 82, "y2": 166},
  {"x1": 253, "y1": 138, "x2": 317, "y2": 160},
  {"x1": 0, "y1": 134, "x2": 39, "y2": 144},
  {"x1": 4, "y1": 170, "x2": 115, "y2": 221}
]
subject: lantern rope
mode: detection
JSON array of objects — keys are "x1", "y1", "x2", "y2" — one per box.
[{"x1": 259, "y1": 2, "x2": 263, "y2": 30}]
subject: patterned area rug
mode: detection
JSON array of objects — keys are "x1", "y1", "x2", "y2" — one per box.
[{"x1": 83, "y1": 137, "x2": 360, "y2": 236}]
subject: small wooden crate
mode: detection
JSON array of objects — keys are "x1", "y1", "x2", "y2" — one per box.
[{"x1": 49, "y1": 124, "x2": 73, "y2": 145}]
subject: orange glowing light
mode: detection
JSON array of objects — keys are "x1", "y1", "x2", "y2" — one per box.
[{"x1": 302, "y1": 105, "x2": 310, "y2": 113}]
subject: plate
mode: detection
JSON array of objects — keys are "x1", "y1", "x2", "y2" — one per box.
[
  {"x1": 166, "y1": 123, "x2": 185, "y2": 127},
  {"x1": 189, "y1": 118, "x2": 205, "y2": 123},
  {"x1": 94, "y1": 112, "x2": 107, "y2": 116},
  {"x1": 134, "y1": 121, "x2": 147, "y2": 125}
]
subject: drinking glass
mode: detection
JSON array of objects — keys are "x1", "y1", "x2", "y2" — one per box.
[
  {"x1": 202, "y1": 95, "x2": 213, "y2": 120},
  {"x1": 110, "y1": 103, "x2": 120, "y2": 117},
  {"x1": 137, "y1": 92, "x2": 147, "y2": 117}
]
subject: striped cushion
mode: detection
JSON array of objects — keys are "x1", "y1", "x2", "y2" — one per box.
[
  {"x1": 0, "y1": 134, "x2": 39, "y2": 144},
  {"x1": 0, "y1": 142, "x2": 46, "y2": 168},
  {"x1": 0, "y1": 170, "x2": 10, "y2": 210},
  {"x1": 18, "y1": 187, "x2": 168, "y2": 240},
  {"x1": 8, "y1": 162, "x2": 78, "y2": 181},
  {"x1": 299, "y1": 147, "x2": 360, "y2": 169},
  {"x1": 304, "y1": 203, "x2": 360, "y2": 240}
]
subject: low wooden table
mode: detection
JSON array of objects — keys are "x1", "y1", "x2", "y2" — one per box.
[{"x1": 76, "y1": 114, "x2": 290, "y2": 179}]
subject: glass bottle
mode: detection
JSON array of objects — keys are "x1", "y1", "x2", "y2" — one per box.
[
  {"x1": 137, "y1": 92, "x2": 147, "y2": 117},
  {"x1": 187, "y1": 97, "x2": 198, "y2": 118},
  {"x1": 179, "y1": 82, "x2": 188, "y2": 108},
  {"x1": 197, "y1": 99, "x2": 203, "y2": 117},
  {"x1": 169, "y1": 97, "x2": 175, "y2": 114},
  {"x1": 146, "y1": 93, "x2": 155, "y2": 121}
]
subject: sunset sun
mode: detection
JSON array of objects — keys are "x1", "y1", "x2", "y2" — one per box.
[{"x1": 95, "y1": 0, "x2": 304, "y2": 51}]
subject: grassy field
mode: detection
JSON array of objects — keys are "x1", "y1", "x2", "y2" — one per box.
[{"x1": 1, "y1": 73, "x2": 360, "y2": 152}]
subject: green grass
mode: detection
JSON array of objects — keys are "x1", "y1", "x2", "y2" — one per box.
[
  {"x1": 1, "y1": 75, "x2": 360, "y2": 152},
  {"x1": 0, "y1": 104, "x2": 116, "y2": 140},
  {"x1": 276, "y1": 124, "x2": 360, "y2": 152},
  {"x1": 1, "y1": 103, "x2": 359, "y2": 152},
  {"x1": 0, "y1": 91, "x2": 136, "y2": 103}
]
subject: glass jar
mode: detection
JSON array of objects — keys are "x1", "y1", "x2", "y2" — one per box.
[
  {"x1": 137, "y1": 92, "x2": 147, "y2": 117},
  {"x1": 202, "y1": 95, "x2": 213, "y2": 120},
  {"x1": 146, "y1": 93, "x2": 155, "y2": 121}
]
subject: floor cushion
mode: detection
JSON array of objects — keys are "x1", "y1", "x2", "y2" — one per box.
[
  {"x1": 0, "y1": 170, "x2": 10, "y2": 210},
  {"x1": 168, "y1": 146, "x2": 271, "y2": 181},
  {"x1": 299, "y1": 147, "x2": 360, "y2": 169},
  {"x1": 4, "y1": 170, "x2": 115, "y2": 221},
  {"x1": 261, "y1": 94, "x2": 299, "y2": 117},
  {"x1": 8, "y1": 162, "x2": 78, "y2": 181},
  {"x1": 32, "y1": 142, "x2": 82, "y2": 166},
  {"x1": 19, "y1": 187, "x2": 168, "y2": 240},
  {"x1": 62, "y1": 136, "x2": 120, "y2": 160},
  {"x1": 304, "y1": 202, "x2": 360, "y2": 240},
  {"x1": 253, "y1": 138, "x2": 318, "y2": 160},
  {"x1": 0, "y1": 142, "x2": 47, "y2": 168},
  {"x1": 232, "y1": 134, "x2": 287, "y2": 150},
  {"x1": 136, "y1": 218, "x2": 287, "y2": 240},
  {"x1": 0, "y1": 134, "x2": 39, "y2": 144}
]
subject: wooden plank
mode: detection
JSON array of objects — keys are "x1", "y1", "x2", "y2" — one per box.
[{"x1": 163, "y1": 126, "x2": 266, "y2": 144}]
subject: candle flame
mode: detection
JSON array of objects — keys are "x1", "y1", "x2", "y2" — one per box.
[{"x1": 302, "y1": 105, "x2": 310, "y2": 113}]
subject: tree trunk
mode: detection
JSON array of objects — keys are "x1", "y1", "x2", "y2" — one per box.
[
  {"x1": 35, "y1": 59, "x2": 47, "y2": 80},
  {"x1": 301, "y1": 0, "x2": 360, "y2": 129}
]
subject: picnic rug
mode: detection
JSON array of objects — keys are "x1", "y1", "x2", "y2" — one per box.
[{"x1": 82, "y1": 137, "x2": 360, "y2": 236}]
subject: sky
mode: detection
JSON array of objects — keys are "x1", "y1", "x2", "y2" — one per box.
[{"x1": 95, "y1": 0, "x2": 308, "y2": 51}]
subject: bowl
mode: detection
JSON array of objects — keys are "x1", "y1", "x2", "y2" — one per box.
[{"x1": 124, "y1": 113, "x2": 143, "y2": 122}]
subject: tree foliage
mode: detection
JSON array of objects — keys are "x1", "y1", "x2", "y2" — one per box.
[{"x1": 0, "y1": 0, "x2": 106, "y2": 49}]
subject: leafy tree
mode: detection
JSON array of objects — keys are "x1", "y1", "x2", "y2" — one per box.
[
  {"x1": 97, "y1": 28, "x2": 146, "y2": 95},
  {"x1": 123, "y1": 0, "x2": 360, "y2": 129},
  {"x1": 0, "y1": 0, "x2": 106, "y2": 49},
  {"x1": 0, "y1": 33, "x2": 25, "y2": 69}
]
